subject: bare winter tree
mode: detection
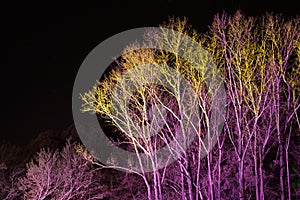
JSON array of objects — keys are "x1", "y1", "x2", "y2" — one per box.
[
  {"x1": 80, "y1": 17, "x2": 225, "y2": 200},
  {"x1": 80, "y1": 12, "x2": 300, "y2": 200},
  {"x1": 18, "y1": 139, "x2": 109, "y2": 200},
  {"x1": 205, "y1": 11, "x2": 300, "y2": 199},
  {"x1": 1, "y1": 11, "x2": 299, "y2": 200},
  {"x1": 0, "y1": 144, "x2": 24, "y2": 200}
]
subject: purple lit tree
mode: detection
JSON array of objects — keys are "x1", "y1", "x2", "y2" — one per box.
[
  {"x1": 206, "y1": 11, "x2": 300, "y2": 199},
  {"x1": 18, "y1": 139, "x2": 110, "y2": 199},
  {"x1": 5, "y1": 11, "x2": 299, "y2": 200},
  {"x1": 80, "y1": 12, "x2": 300, "y2": 199}
]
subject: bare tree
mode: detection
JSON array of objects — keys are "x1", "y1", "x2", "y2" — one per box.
[
  {"x1": 0, "y1": 144, "x2": 24, "y2": 200},
  {"x1": 80, "y1": 17, "x2": 225, "y2": 200},
  {"x1": 205, "y1": 11, "x2": 300, "y2": 199},
  {"x1": 80, "y1": 12, "x2": 300, "y2": 199},
  {"x1": 18, "y1": 139, "x2": 109, "y2": 200}
]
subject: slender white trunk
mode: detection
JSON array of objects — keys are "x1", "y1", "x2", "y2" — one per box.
[
  {"x1": 259, "y1": 148, "x2": 265, "y2": 200},
  {"x1": 275, "y1": 83, "x2": 285, "y2": 200},
  {"x1": 285, "y1": 140, "x2": 291, "y2": 200},
  {"x1": 157, "y1": 172, "x2": 162, "y2": 200},
  {"x1": 254, "y1": 153, "x2": 259, "y2": 200},
  {"x1": 217, "y1": 138, "x2": 222, "y2": 200},
  {"x1": 238, "y1": 158, "x2": 244, "y2": 200},
  {"x1": 279, "y1": 139, "x2": 285, "y2": 200},
  {"x1": 153, "y1": 170, "x2": 159, "y2": 200},
  {"x1": 187, "y1": 171, "x2": 193, "y2": 200},
  {"x1": 196, "y1": 139, "x2": 203, "y2": 200},
  {"x1": 254, "y1": 133, "x2": 259, "y2": 200},
  {"x1": 180, "y1": 163, "x2": 186, "y2": 199},
  {"x1": 142, "y1": 175, "x2": 152, "y2": 200},
  {"x1": 207, "y1": 152, "x2": 214, "y2": 200}
]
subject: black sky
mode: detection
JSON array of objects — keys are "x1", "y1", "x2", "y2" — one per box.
[{"x1": 2, "y1": 1, "x2": 299, "y2": 144}]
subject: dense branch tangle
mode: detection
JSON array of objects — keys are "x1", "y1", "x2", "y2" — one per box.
[
  {"x1": 206, "y1": 11, "x2": 300, "y2": 199},
  {"x1": 80, "y1": 17, "x2": 219, "y2": 200},
  {"x1": 80, "y1": 13, "x2": 300, "y2": 200}
]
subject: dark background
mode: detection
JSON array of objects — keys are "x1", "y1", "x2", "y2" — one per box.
[{"x1": 2, "y1": 1, "x2": 299, "y2": 144}]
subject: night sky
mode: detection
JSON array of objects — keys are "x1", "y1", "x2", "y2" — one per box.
[{"x1": 2, "y1": 1, "x2": 299, "y2": 144}]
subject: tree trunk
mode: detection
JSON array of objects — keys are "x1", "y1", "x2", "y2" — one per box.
[
  {"x1": 276, "y1": 83, "x2": 285, "y2": 200},
  {"x1": 285, "y1": 143, "x2": 291, "y2": 200},
  {"x1": 259, "y1": 148, "x2": 265, "y2": 200},
  {"x1": 279, "y1": 138, "x2": 285, "y2": 200},
  {"x1": 238, "y1": 158, "x2": 244, "y2": 200},
  {"x1": 196, "y1": 140, "x2": 203, "y2": 200},
  {"x1": 254, "y1": 134, "x2": 259, "y2": 200},
  {"x1": 180, "y1": 164, "x2": 186, "y2": 199},
  {"x1": 207, "y1": 152, "x2": 214, "y2": 200},
  {"x1": 217, "y1": 144, "x2": 222, "y2": 200}
]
